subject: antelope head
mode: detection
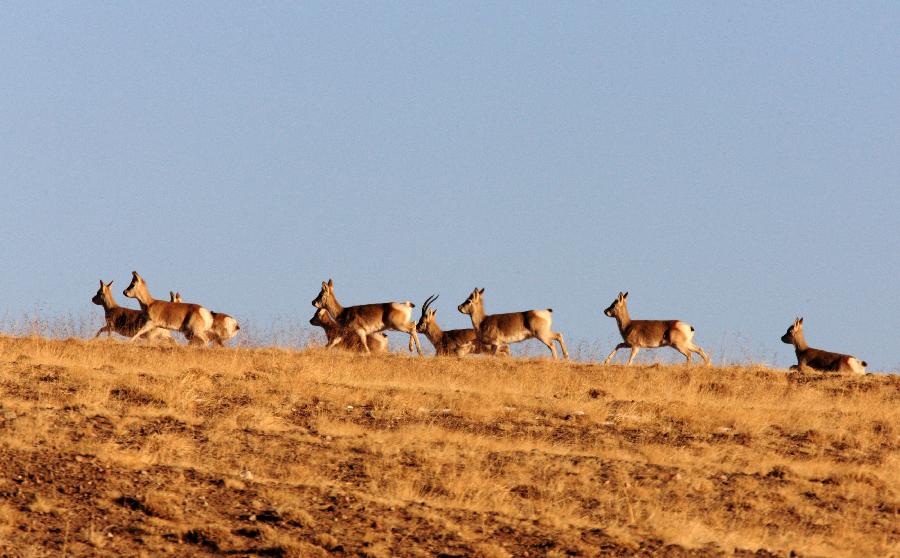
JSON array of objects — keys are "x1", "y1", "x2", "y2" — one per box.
[
  {"x1": 123, "y1": 271, "x2": 146, "y2": 300},
  {"x1": 457, "y1": 288, "x2": 484, "y2": 317},
  {"x1": 312, "y1": 279, "x2": 334, "y2": 309},
  {"x1": 603, "y1": 291, "x2": 628, "y2": 318},
  {"x1": 309, "y1": 308, "x2": 332, "y2": 328},
  {"x1": 417, "y1": 294, "x2": 439, "y2": 333},
  {"x1": 92, "y1": 280, "x2": 114, "y2": 306},
  {"x1": 781, "y1": 317, "x2": 803, "y2": 345}
]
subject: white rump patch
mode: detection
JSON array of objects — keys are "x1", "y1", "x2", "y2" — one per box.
[
  {"x1": 847, "y1": 358, "x2": 866, "y2": 375},
  {"x1": 219, "y1": 316, "x2": 239, "y2": 339},
  {"x1": 199, "y1": 308, "x2": 214, "y2": 332},
  {"x1": 532, "y1": 309, "x2": 552, "y2": 322},
  {"x1": 391, "y1": 302, "x2": 413, "y2": 321},
  {"x1": 673, "y1": 321, "x2": 695, "y2": 342}
]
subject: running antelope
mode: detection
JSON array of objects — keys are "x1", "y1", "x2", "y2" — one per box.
[
  {"x1": 309, "y1": 308, "x2": 388, "y2": 353},
  {"x1": 311, "y1": 279, "x2": 422, "y2": 355},
  {"x1": 457, "y1": 288, "x2": 568, "y2": 359},
  {"x1": 417, "y1": 294, "x2": 509, "y2": 356},
  {"x1": 123, "y1": 271, "x2": 213, "y2": 345},
  {"x1": 781, "y1": 317, "x2": 866, "y2": 374},
  {"x1": 602, "y1": 292, "x2": 711, "y2": 366},
  {"x1": 91, "y1": 280, "x2": 172, "y2": 342},
  {"x1": 170, "y1": 292, "x2": 240, "y2": 347}
]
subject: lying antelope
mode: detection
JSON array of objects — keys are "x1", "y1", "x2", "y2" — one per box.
[
  {"x1": 311, "y1": 279, "x2": 422, "y2": 355},
  {"x1": 91, "y1": 280, "x2": 172, "y2": 342},
  {"x1": 170, "y1": 292, "x2": 240, "y2": 347},
  {"x1": 123, "y1": 271, "x2": 213, "y2": 345},
  {"x1": 781, "y1": 317, "x2": 866, "y2": 374},
  {"x1": 417, "y1": 294, "x2": 509, "y2": 356},
  {"x1": 602, "y1": 291, "x2": 711, "y2": 366},
  {"x1": 457, "y1": 288, "x2": 568, "y2": 359},
  {"x1": 309, "y1": 308, "x2": 388, "y2": 353}
]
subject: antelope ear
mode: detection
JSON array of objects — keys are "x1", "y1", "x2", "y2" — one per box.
[
  {"x1": 106, "y1": 280, "x2": 113, "y2": 287},
  {"x1": 478, "y1": 288, "x2": 485, "y2": 294},
  {"x1": 99, "y1": 279, "x2": 104, "y2": 287},
  {"x1": 623, "y1": 292, "x2": 628, "y2": 299},
  {"x1": 432, "y1": 309, "x2": 437, "y2": 316},
  {"x1": 798, "y1": 317, "x2": 803, "y2": 325},
  {"x1": 327, "y1": 279, "x2": 334, "y2": 287}
]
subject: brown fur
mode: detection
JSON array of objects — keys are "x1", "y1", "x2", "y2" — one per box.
[
  {"x1": 310, "y1": 308, "x2": 388, "y2": 353},
  {"x1": 123, "y1": 272, "x2": 213, "y2": 346},
  {"x1": 603, "y1": 292, "x2": 710, "y2": 366},
  {"x1": 311, "y1": 279, "x2": 422, "y2": 355},
  {"x1": 91, "y1": 280, "x2": 171, "y2": 342},
  {"x1": 417, "y1": 295, "x2": 509, "y2": 356},
  {"x1": 170, "y1": 292, "x2": 240, "y2": 347},
  {"x1": 457, "y1": 288, "x2": 568, "y2": 359},
  {"x1": 781, "y1": 317, "x2": 866, "y2": 374}
]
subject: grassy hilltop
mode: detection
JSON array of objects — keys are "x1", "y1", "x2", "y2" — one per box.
[{"x1": 0, "y1": 336, "x2": 897, "y2": 557}]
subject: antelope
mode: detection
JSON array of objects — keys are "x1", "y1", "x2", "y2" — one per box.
[
  {"x1": 417, "y1": 294, "x2": 509, "y2": 356},
  {"x1": 311, "y1": 279, "x2": 422, "y2": 355},
  {"x1": 309, "y1": 308, "x2": 388, "y2": 353},
  {"x1": 91, "y1": 280, "x2": 172, "y2": 342},
  {"x1": 170, "y1": 292, "x2": 240, "y2": 347},
  {"x1": 457, "y1": 288, "x2": 569, "y2": 359},
  {"x1": 602, "y1": 291, "x2": 711, "y2": 366},
  {"x1": 781, "y1": 317, "x2": 866, "y2": 374},
  {"x1": 122, "y1": 271, "x2": 213, "y2": 345}
]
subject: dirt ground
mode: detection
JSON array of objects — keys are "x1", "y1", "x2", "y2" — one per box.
[{"x1": 0, "y1": 336, "x2": 897, "y2": 557}]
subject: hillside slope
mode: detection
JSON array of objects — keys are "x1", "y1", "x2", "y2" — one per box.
[{"x1": 0, "y1": 336, "x2": 897, "y2": 557}]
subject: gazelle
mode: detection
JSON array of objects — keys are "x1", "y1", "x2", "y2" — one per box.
[
  {"x1": 123, "y1": 271, "x2": 213, "y2": 345},
  {"x1": 417, "y1": 294, "x2": 509, "y2": 356},
  {"x1": 311, "y1": 279, "x2": 422, "y2": 355},
  {"x1": 91, "y1": 280, "x2": 172, "y2": 342},
  {"x1": 309, "y1": 308, "x2": 388, "y2": 353},
  {"x1": 781, "y1": 317, "x2": 866, "y2": 374},
  {"x1": 457, "y1": 288, "x2": 568, "y2": 359},
  {"x1": 170, "y1": 292, "x2": 240, "y2": 347},
  {"x1": 602, "y1": 291, "x2": 711, "y2": 366}
]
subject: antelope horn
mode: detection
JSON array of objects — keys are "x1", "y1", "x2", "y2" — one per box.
[{"x1": 422, "y1": 294, "x2": 439, "y2": 313}]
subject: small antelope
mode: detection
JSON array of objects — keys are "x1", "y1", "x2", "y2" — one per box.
[
  {"x1": 602, "y1": 292, "x2": 711, "y2": 366},
  {"x1": 309, "y1": 308, "x2": 388, "y2": 353},
  {"x1": 781, "y1": 317, "x2": 866, "y2": 374},
  {"x1": 457, "y1": 288, "x2": 568, "y2": 359},
  {"x1": 417, "y1": 294, "x2": 509, "y2": 356},
  {"x1": 123, "y1": 271, "x2": 213, "y2": 345},
  {"x1": 170, "y1": 292, "x2": 240, "y2": 347},
  {"x1": 91, "y1": 280, "x2": 172, "y2": 342},
  {"x1": 311, "y1": 279, "x2": 422, "y2": 355}
]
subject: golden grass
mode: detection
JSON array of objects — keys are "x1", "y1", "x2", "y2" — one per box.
[{"x1": 0, "y1": 334, "x2": 897, "y2": 556}]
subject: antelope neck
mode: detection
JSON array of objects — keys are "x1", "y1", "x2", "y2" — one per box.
[
  {"x1": 99, "y1": 293, "x2": 119, "y2": 311},
  {"x1": 792, "y1": 329, "x2": 809, "y2": 351},
  {"x1": 324, "y1": 295, "x2": 344, "y2": 318},
  {"x1": 614, "y1": 305, "x2": 631, "y2": 334},
  {"x1": 422, "y1": 321, "x2": 444, "y2": 345},
  {"x1": 130, "y1": 284, "x2": 156, "y2": 308},
  {"x1": 467, "y1": 303, "x2": 486, "y2": 329}
]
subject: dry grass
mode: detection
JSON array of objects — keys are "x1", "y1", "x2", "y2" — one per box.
[{"x1": 0, "y1": 334, "x2": 897, "y2": 557}]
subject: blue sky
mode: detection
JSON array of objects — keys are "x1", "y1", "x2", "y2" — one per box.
[{"x1": 1, "y1": 3, "x2": 898, "y2": 370}]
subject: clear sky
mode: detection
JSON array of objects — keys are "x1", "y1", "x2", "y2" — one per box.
[{"x1": 1, "y1": 3, "x2": 898, "y2": 370}]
